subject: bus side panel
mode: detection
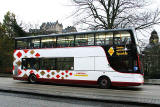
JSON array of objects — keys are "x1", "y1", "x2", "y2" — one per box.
[
  {"x1": 74, "y1": 57, "x2": 94, "y2": 71},
  {"x1": 13, "y1": 47, "x2": 143, "y2": 86},
  {"x1": 95, "y1": 56, "x2": 109, "y2": 71}
]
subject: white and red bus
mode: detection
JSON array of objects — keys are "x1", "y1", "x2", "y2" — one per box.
[{"x1": 13, "y1": 28, "x2": 144, "y2": 88}]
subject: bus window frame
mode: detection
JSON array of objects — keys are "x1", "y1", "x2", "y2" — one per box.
[
  {"x1": 95, "y1": 32, "x2": 113, "y2": 46},
  {"x1": 113, "y1": 30, "x2": 134, "y2": 46},
  {"x1": 15, "y1": 29, "x2": 136, "y2": 50},
  {"x1": 16, "y1": 39, "x2": 29, "y2": 49},
  {"x1": 22, "y1": 57, "x2": 74, "y2": 70},
  {"x1": 28, "y1": 38, "x2": 41, "y2": 49}
]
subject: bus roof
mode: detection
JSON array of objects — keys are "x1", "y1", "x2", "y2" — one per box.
[{"x1": 15, "y1": 28, "x2": 134, "y2": 40}]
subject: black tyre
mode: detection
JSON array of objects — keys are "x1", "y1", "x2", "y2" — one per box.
[
  {"x1": 98, "y1": 77, "x2": 111, "y2": 89},
  {"x1": 28, "y1": 74, "x2": 37, "y2": 83}
]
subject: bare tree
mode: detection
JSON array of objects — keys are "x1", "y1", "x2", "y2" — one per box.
[{"x1": 72, "y1": 0, "x2": 160, "y2": 31}]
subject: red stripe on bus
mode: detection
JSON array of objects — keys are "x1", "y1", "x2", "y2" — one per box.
[
  {"x1": 16, "y1": 46, "x2": 100, "y2": 50},
  {"x1": 13, "y1": 76, "x2": 143, "y2": 87},
  {"x1": 13, "y1": 76, "x2": 28, "y2": 81},
  {"x1": 137, "y1": 54, "x2": 144, "y2": 74},
  {"x1": 111, "y1": 81, "x2": 143, "y2": 86},
  {"x1": 37, "y1": 78, "x2": 97, "y2": 85},
  {"x1": 13, "y1": 76, "x2": 97, "y2": 85}
]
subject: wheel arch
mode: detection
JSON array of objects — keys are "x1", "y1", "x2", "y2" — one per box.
[
  {"x1": 28, "y1": 73, "x2": 37, "y2": 83},
  {"x1": 97, "y1": 75, "x2": 112, "y2": 85},
  {"x1": 28, "y1": 73, "x2": 36, "y2": 78}
]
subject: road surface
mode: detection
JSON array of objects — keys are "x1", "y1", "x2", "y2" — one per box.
[
  {"x1": 0, "y1": 91, "x2": 143, "y2": 107},
  {"x1": 0, "y1": 77, "x2": 159, "y2": 106}
]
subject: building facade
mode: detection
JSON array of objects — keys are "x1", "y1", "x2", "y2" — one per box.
[
  {"x1": 40, "y1": 21, "x2": 63, "y2": 34},
  {"x1": 29, "y1": 21, "x2": 77, "y2": 35},
  {"x1": 142, "y1": 30, "x2": 160, "y2": 79}
]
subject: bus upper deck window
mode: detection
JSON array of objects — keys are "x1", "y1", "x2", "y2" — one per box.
[
  {"x1": 41, "y1": 37, "x2": 56, "y2": 48},
  {"x1": 114, "y1": 31, "x2": 131, "y2": 45},
  {"x1": 29, "y1": 39, "x2": 40, "y2": 49},
  {"x1": 75, "y1": 34, "x2": 94, "y2": 46},
  {"x1": 95, "y1": 33, "x2": 105, "y2": 45},
  {"x1": 65, "y1": 36, "x2": 74, "y2": 47},
  {"x1": 96, "y1": 33, "x2": 113, "y2": 45},
  {"x1": 75, "y1": 35, "x2": 88, "y2": 46},
  {"x1": 57, "y1": 36, "x2": 66, "y2": 47},
  {"x1": 105, "y1": 32, "x2": 113, "y2": 45},
  {"x1": 87, "y1": 34, "x2": 94, "y2": 45},
  {"x1": 16, "y1": 39, "x2": 28, "y2": 49}
]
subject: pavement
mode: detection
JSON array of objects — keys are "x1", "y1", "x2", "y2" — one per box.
[
  {"x1": 144, "y1": 79, "x2": 160, "y2": 85},
  {"x1": 0, "y1": 73, "x2": 12, "y2": 77},
  {"x1": 0, "y1": 74, "x2": 160, "y2": 106}
]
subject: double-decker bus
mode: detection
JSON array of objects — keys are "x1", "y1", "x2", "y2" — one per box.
[{"x1": 13, "y1": 28, "x2": 144, "y2": 88}]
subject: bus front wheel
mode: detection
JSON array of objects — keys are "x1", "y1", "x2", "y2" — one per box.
[
  {"x1": 28, "y1": 74, "x2": 37, "y2": 83},
  {"x1": 98, "y1": 77, "x2": 111, "y2": 89}
]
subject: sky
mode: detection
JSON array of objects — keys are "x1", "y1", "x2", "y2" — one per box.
[
  {"x1": 0, "y1": 0, "x2": 160, "y2": 44},
  {"x1": 0, "y1": 0, "x2": 75, "y2": 29},
  {"x1": 0, "y1": 0, "x2": 160, "y2": 29}
]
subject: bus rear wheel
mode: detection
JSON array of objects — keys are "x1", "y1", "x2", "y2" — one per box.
[
  {"x1": 98, "y1": 77, "x2": 111, "y2": 89},
  {"x1": 28, "y1": 74, "x2": 37, "y2": 83}
]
